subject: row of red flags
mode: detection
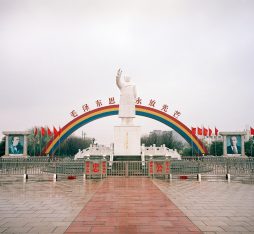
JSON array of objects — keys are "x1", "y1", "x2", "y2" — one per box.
[
  {"x1": 191, "y1": 127, "x2": 218, "y2": 136},
  {"x1": 34, "y1": 126, "x2": 254, "y2": 138},
  {"x1": 191, "y1": 127, "x2": 254, "y2": 136},
  {"x1": 33, "y1": 127, "x2": 62, "y2": 137}
]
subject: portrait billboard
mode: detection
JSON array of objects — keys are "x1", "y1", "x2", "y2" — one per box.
[
  {"x1": 8, "y1": 135, "x2": 24, "y2": 156},
  {"x1": 226, "y1": 135, "x2": 241, "y2": 155}
]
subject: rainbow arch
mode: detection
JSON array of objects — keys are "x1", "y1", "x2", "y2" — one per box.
[{"x1": 45, "y1": 105, "x2": 207, "y2": 155}]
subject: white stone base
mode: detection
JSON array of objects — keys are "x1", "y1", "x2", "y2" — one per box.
[
  {"x1": 2, "y1": 155, "x2": 28, "y2": 158},
  {"x1": 114, "y1": 126, "x2": 141, "y2": 155}
]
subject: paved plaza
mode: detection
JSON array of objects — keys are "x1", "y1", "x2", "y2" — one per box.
[
  {"x1": 154, "y1": 179, "x2": 254, "y2": 233},
  {"x1": 0, "y1": 176, "x2": 103, "y2": 234},
  {"x1": 0, "y1": 176, "x2": 254, "y2": 233},
  {"x1": 65, "y1": 178, "x2": 201, "y2": 234}
]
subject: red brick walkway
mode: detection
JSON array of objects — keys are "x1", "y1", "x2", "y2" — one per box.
[{"x1": 65, "y1": 178, "x2": 202, "y2": 234}]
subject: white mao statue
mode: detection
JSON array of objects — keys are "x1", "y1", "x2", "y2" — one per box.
[{"x1": 116, "y1": 69, "x2": 137, "y2": 125}]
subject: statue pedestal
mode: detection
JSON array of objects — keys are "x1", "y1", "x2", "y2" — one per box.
[{"x1": 114, "y1": 126, "x2": 141, "y2": 155}]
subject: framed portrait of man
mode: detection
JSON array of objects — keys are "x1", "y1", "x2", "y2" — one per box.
[
  {"x1": 226, "y1": 135, "x2": 241, "y2": 155},
  {"x1": 8, "y1": 135, "x2": 24, "y2": 155}
]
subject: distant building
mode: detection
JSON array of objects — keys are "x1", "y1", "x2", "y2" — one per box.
[
  {"x1": 148, "y1": 130, "x2": 186, "y2": 143},
  {"x1": 198, "y1": 135, "x2": 223, "y2": 145}
]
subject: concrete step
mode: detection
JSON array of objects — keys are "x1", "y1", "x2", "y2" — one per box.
[{"x1": 113, "y1": 155, "x2": 141, "y2": 161}]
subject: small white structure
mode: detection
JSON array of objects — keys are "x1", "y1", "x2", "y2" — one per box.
[
  {"x1": 141, "y1": 144, "x2": 181, "y2": 161},
  {"x1": 74, "y1": 144, "x2": 114, "y2": 161},
  {"x1": 74, "y1": 143, "x2": 181, "y2": 162}
]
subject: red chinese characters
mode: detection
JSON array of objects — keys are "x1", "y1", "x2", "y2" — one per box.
[
  {"x1": 85, "y1": 161, "x2": 90, "y2": 175},
  {"x1": 102, "y1": 161, "x2": 107, "y2": 175},
  {"x1": 108, "y1": 97, "x2": 116, "y2": 105},
  {"x1": 85, "y1": 161, "x2": 107, "y2": 176},
  {"x1": 165, "y1": 161, "x2": 170, "y2": 174},
  {"x1": 148, "y1": 99, "x2": 156, "y2": 107},
  {"x1": 82, "y1": 104, "x2": 90, "y2": 112},
  {"x1": 156, "y1": 162, "x2": 163, "y2": 173},
  {"x1": 70, "y1": 110, "x2": 78, "y2": 118},
  {"x1": 149, "y1": 161, "x2": 153, "y2": 174},
  {"x1": 93, "y1": 163, "x2": 100, "y2": 173},
  {"x1": 136, "y1": 97, "x2": 142, "y2": 105},
  {"x1": 173, "y1": 110, "x2": 181, "y2": 119},
  {"x1": 96, "y1": 100, "x2": 103, "y2": 107},
  {"x1": 161, "y1": 104, "x2": 168, "y2": 112}
]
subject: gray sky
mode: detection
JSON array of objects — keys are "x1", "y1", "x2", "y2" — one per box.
[{"x1": 0, "y1": 0, "x2": 254, "y2": 145}]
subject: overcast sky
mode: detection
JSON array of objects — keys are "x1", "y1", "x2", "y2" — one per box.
[{"x1": 0, "y1": 0, "x2": 253, "y2": 145}]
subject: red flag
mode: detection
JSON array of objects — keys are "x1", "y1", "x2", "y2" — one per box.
[
  {"x1": 197, "y1": 127, "x2": 202, "y2": 135},
  {"x1": 250, "y1": 127, "x2": 254, "y2": 135},
  {"x1": 41, "y1": 127, "x2": 45, "y2": 136},
  {"x1": 191, "y1": 127, "x2": 196, "y2": 135},
  {"x1": 203, "y1": 128, "x2": 208, "y2": 136},
  {"x1": 208, "y1": 128, "x2": 212, "y2": 136},
  {"x1": 59, "y1": 127, "x2": 62, "y2": 136},
  {"x1": 53, "y1": 126, "x2": 58, "y2": 137},
  {"x1": 47, "y1": 127, "x2": 52, "y2": 136},
  {"x1": 34, "y1": 127, "x2": 38, "y2": 136},
  {"x1": 215, "y1": 127, "x2": 219, "y2": 136}
]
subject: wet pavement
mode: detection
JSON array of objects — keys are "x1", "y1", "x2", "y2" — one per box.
[
  {"x1": 0, "y1": 176, "x2": 254, "y2": 233},
  {"x1": 0, "y1": 176, "x2": 102, "y2": 234},
  {"x1": 65, "y1": 178, "x2": 201, "y2": 234},
  {"x1": 154, "y1": 179, "x2": 254, "y2": 233}
]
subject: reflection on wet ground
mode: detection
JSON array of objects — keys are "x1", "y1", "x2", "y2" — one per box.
[
  {"x1": 1, "y1": 176, "x2": 254, "y2": 233},
  {"x1": 0, "y1": 176, "x2": 102, "y2": 233}
]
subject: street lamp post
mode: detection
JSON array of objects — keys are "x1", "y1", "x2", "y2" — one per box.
[{"x1": 250, "y1": 136, "x2": 253, "y2": 157}]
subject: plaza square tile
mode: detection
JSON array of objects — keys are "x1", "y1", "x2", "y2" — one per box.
[
  {"x1": 153, "y1": 179, "x2": 254, "y2": 234},
  {"x1": 2, "y1": 176, "x2": 254, "y2": 233},
  {"x1": 0, "y1": 177, "x2": 102, "y2": 233},
  {"x1": 65, "y1": 178, "x2": 202, "y2": 233}
]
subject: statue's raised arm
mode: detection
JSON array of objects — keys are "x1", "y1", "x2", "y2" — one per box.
[
  {"x1": 115, "y1": 68, "x2": 137, "y2": 122},
  {"x1": 116, "y1": 68, "x2": 123, "y2": 89}
]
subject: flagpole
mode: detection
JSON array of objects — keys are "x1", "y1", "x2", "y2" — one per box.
[
  {"x1": 58, "y1": 127, "x2": 61, "y2": 157},
  {"x1": 34, "y1": 137, "x2": 35, "y2": 156},
  {"x1": 39, "y1": 132, "x2": 42, "y2": 156},
  {"x1": 214, "y1": 127, "x2": 218, "y2": 156},
  {"x1": 215, "y1": 135, "x2": 217, "y2": 156},
  {"x1": 33, "y1": 128, "x2": 36, "y2": 157},
  {"x1": 59, "y1": 137, "x2": 61, "y2": 157},
  {"x1": 191, "y1": 139, "x2": 194, "y2": 156},
  {"x1": 201, "y1": 125, "x2": 204, "y2": 157},
  {"x1": 250, "y1": 136, "x2": 253, "y2": 157},
  {"x1": 191, "y1": 127, "x2": 195, "y2": 157},
  {"x1": 58, "y1": 135, "x2": 60, "y2": 157}
]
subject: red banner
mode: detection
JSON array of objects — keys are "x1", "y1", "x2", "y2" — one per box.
[
  {"x1": 149, "y1": 161, "x2": 153, "y2": 174},
  {"x1": 102, "y1": 161, "x2": 107, "y2": 175},
  {"x1": 41, "y1": 127, "x2": 45, "y2": 136},
  {"x1": 85, "y1": 161, "x2": 90, "y2": 175},
  {"x1": 191, "y1": 127, "x2": 196, "y2": 135},
  {"x1": 215, "y1": 127, "x2": 219, "y2": 136},
  {"x1": 47, "y1": 128, "x2": 52, "y2": 136}
]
